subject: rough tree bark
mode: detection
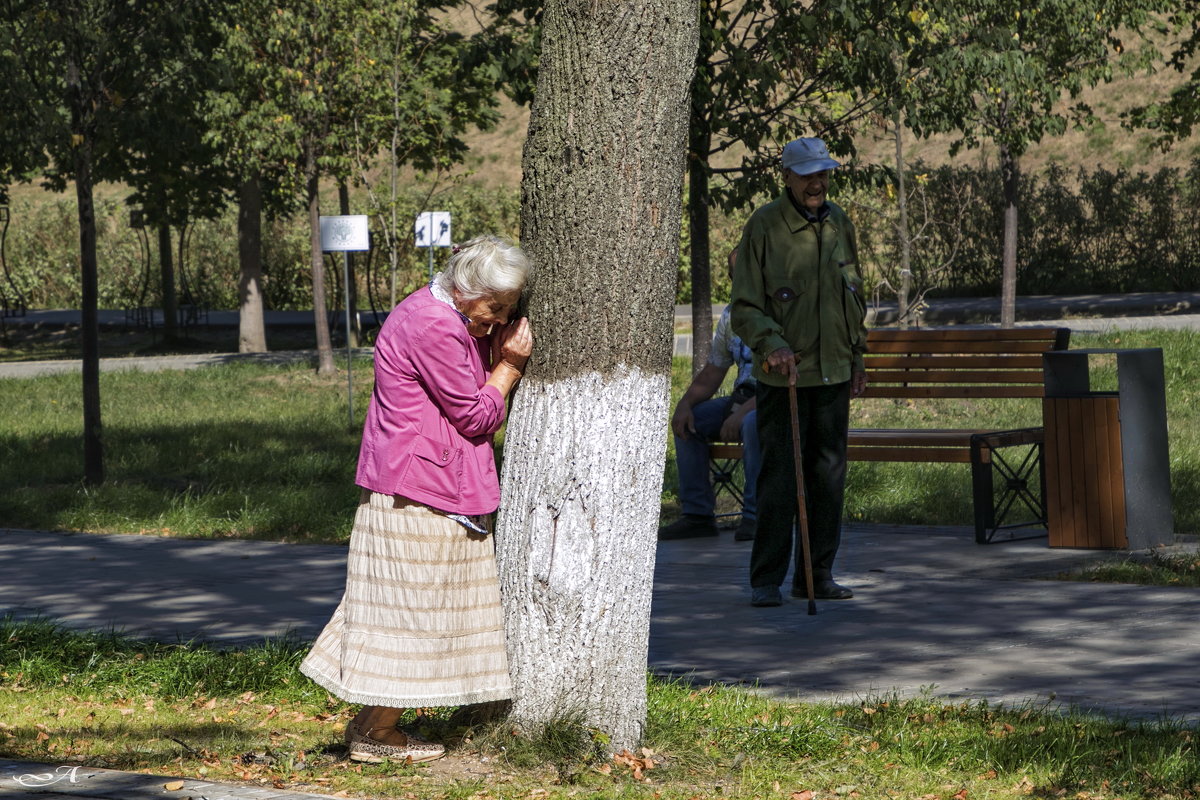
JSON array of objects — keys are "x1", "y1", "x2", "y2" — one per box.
[
  {"x1": 687, "y1": 121, "x2": 713, "y2": 371},
  {"x1": 237, "y1": 175, "x2": 268, "y2": 353},
  {"x1": 67, "y1": 54, "x2": 103, "y2": 486},
  {"x1": 306, "y1": 146, "x2": 336, "y2": 375},
  {"x1": 495, "y1": 0, "x2": 697, "y2": 752},
  {"x1": 157, "y1": 222, "x2": 178, "y2": 341},
  {"x1": 337, "y1": 180, "x2": 360, "y2": 347},
  {"x1": 999, "y1": 144, "x2": 1019, "y2": 329}
]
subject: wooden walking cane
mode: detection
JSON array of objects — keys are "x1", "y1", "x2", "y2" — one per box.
[
  {"x1": 765, "y1": 354, "x2": 817, "y2": 615},
  {"x1": 788, "y1": 383, "x2": 818, "y2": 615}
]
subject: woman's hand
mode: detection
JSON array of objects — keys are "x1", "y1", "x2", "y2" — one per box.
[{"x1": 497, "y1": 317, "x2": 533, "y2": 371}]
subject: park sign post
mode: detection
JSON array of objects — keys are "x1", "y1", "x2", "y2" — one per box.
[
  {"x1": 319, "y1": 215, "x2": 370, "y2": 427},
  {"x1": 414, "y1": 211, "x2": 451, "y2": 281}
]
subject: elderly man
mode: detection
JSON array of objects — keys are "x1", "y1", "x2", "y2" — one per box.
[{"x1": 730, "y1": 137, "x2": 869, "y2": 607}]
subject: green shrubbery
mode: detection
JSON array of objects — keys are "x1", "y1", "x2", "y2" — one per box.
[
  {"x1": 3, "y1": 162, "x2": 1198, "y2": 312},
  {"x1": 0, "y1": 181, "x2": 520, "y2": 313},
  {"x1": 843, "y1": 160, "x2": 1200, "y2": 301}
]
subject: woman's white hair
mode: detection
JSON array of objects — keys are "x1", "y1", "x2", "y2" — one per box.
[{"x1": 434, "y1": 235, "x2": 530, "y2": 301}]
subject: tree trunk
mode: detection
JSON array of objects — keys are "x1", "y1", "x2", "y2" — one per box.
[
  {"x1": 237, "y1": 175, "x2": 268, "y2": 353},
  {"x1": 307, "y1": 149, "x2": 336, "y2": 375},
  {"x1": 67, "y1": 53, "x2": 103, "y2": 486},
  {"x1": 999, "y1": 144, "x2": 1019, "y2": 329},
  {"x1": 496, "y1": 0, "x2": 697, "y2": 752},
  {"x1": 337, "y1": 180, "x2": 360, "y2": 347},
  {"x1": 74, "y1": 142, "x2": 104, "y2": 486},
  {"x1": 687, "y1": 127, "x2": 712, "y2": 372},
  {"x1": 894, "y1": 114, "x2": 912, "y2": 328},
  {"x1": 158, "y1": 222, "x2": 178, "y2": 340}
]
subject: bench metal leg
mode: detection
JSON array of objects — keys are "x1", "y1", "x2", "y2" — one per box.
[
  {"x1": 971, "y1": 433, "x2": 1049, "y2": 544},
  {"x1": 709, "y1": 456, "x2": 744, "y2": 520}
]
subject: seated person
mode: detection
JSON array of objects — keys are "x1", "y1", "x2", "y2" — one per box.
[{"x1": 659, "y1": 295, "x2": 761, "y2": 542}]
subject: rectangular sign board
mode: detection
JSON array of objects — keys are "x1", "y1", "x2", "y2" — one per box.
[
  {"x1": 415, "y1": 211, "x2": 452, "y2": 247},
  {"x1": 319, "y1": 215, "x2": 371, "y2": 252}
]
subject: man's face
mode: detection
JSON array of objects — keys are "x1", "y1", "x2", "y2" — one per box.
[{"x1": 784, "y1": 169, "x2": 830, "y2": 213}]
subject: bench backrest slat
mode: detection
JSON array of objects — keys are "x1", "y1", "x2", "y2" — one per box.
[
  {"x1": 860, "y1": 326, "x2": 1070, "y2": 400},
  {"x1": 867, "y1": 338, "x2": 1063, "y2": 354},
  {"x1": 862, "y1": 385, "x2": 1048, "y2": 399},
  {"x1": 866, "y1": 369, "x2": 1047, "y2": 385},
  {"x1": 867, "y1": 354, "x2": 1046, "y2": 369}
]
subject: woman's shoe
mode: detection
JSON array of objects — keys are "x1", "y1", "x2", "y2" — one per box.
[{"x1": 345, "y1": 722, "x2": 445, "y2": 763}]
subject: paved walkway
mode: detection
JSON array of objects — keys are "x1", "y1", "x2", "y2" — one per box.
[
  {"x1": 2, "y1": 524, "x2": 1196, "y2": 718},
  {"x1": 2, "y1": 523, "x2": 1198, "y2": 797}
]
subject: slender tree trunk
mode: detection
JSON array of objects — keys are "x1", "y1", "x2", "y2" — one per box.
[
  {"x1": 237, "y1": 175, "x2": 268, "y2": 353},
  {"x1": 307, "y1": 148, "x2": 336, "y2": 375},
  {"x1": 337, "y1": 180, "x2": 359, "y2": 347},
  {"x1": 999, "y1": 144, "x2": 1019, "y2": 329},
  {"x1": 67, "y1": 54, "x2": 103, "y2": 486},
  {"x1": 894, "y1": 114, "x2": 912, "y2": 328},
  {"x1": 75, "y1": 147, "x2": 103, "y2": 486},
  {"x1": 158, "y1": 222, "x2": 178, "y2": 340},
  {"x1": 496, "y1": 0, "x2": 698, "y2": 752},
  {"x1": 687, "y1": 129, "x2": 713, "y2": 372}
]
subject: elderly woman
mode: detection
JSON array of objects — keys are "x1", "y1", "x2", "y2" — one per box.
[{"x1": 300, "y1": 235, "x2": 533, "y2": 764}]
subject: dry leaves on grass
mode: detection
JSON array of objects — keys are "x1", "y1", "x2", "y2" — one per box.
[{"x1": 594, "y1": 748, "x2": 659, "y2": 781}]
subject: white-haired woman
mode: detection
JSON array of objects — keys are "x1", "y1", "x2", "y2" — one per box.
[{"x1": 301, "y1": 235, "x2": 533, "y2": 763}]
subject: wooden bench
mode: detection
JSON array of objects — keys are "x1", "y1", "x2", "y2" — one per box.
[{"x1": 707, "y1": 326, "x2": 1071, "y2": 543}]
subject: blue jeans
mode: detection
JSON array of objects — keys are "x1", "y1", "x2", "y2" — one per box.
[{"x1": 674, "y1": 396, "x2": 760, "y2": 519}]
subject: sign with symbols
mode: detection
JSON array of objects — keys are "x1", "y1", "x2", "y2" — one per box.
[
  {"x1": 319, "y1": 215, "x2": 370, "y2": 252},
  {"x1": 414, "y1": 211, "x2": 452, "y2": 247}
]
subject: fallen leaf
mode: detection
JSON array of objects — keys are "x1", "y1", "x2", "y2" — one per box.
[
  {"x1": 792, "y1": 791, "x2": 814, "y2": 800},
  {"x1": 954, "y1": 790, "x2": 969, "y2": 800},
  {"x1": 163, "y1": 780, "x2": 186, "y2": 791}
]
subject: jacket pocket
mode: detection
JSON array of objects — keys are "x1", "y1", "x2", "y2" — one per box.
[
  {"x1": 840, "y1": 265, "x2": 867, "y2": 348},
  {"x1": 399, "y1": 434, "x2": 464, "y2": 504},
  {"x1": 764, "y1": 271, "x2": 818, "y2": 353}
]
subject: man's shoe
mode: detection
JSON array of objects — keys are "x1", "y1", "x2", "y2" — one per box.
[
  {"x1": 793, "y1": 580, "x2": 854, "y2": 600},
  {"x1": 750, "y1": 586, "x2": 782, "y2": 607},
  {"x1": 658, "y1": 514, "x2": 718, "y2": 540},
  {"x1": 734, "y1": 516, "x2": 756, "y2": 541}
]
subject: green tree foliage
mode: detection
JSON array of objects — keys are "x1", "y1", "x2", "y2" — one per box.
[
  {"x1": 0, "y1": 0, "x2": 225, "y2": 483},
  {"x1": 204, "y1": 0, "x2": 500, "y2": 370},
  {"x1": 1126, "y1": 5, "x2": 1200, "y2": 146},
  {"x1": 894, "y1": 0, "x2": 1168, "y2": 326}
]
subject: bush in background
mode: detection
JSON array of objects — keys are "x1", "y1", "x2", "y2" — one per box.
[{"x1": 4, "y1": 163, "x2": 1197, "y2": 312}]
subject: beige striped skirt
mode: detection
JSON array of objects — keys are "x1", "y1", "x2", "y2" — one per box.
[{"x1": 299, "y1": 492, "x2": 512, "y2": 708}]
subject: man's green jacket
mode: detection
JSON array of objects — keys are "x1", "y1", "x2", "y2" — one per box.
[{"x1": 730, "y1": 194, "x2": 868, "y2": 389}]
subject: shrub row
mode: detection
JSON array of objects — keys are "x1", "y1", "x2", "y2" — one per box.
[{"x1": 2, "y1": 162, "x2": 1198, "y2": 312}]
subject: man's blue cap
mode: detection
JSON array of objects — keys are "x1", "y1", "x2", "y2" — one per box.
[{"x1": 781, "y1": 138, "x2": 841, "y2": 176}]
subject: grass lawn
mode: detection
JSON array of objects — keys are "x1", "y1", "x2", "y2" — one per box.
[
  {"x1": 3, "y1": 617, "x2": 1199, "y2": 800},
  {"x1": 1, "y1": 329, "x2": 1197, "y2": 541}
]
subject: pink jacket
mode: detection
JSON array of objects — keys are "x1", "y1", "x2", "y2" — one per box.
[{"x1": 355, "y1": 286, "x2": 507, "y2": 514}]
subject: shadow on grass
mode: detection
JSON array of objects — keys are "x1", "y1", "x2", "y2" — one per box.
[{"x1": 0, "y1": 418, "x2": 361, "y2": 542}]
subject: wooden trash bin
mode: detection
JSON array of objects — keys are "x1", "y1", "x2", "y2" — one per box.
[{"x1": 1042, "y1": 349, "x2": 1173, "y2": 549}]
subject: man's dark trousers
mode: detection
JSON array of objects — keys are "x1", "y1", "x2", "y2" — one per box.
[{"x1": 749, "y1": 380, "x2": 850, "y2": 590}]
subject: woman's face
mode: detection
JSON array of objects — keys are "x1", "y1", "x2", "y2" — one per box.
[{"x1": 455, "y1": 289, "x2": 521, "y2": 337}]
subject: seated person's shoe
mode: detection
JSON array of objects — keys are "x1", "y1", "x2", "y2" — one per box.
[
  {"x1": 793, "y1": 580, "x2": 854, "y2": 600},
  {"x1": 750, "y1": 585, "x2": 782, "y2": 607},
  {"x1": 733, "y1": 515, "x2": 756, "y2": 541},
  {"x1": 658, "y1": 514, "x2": 718, "y2": 540}
]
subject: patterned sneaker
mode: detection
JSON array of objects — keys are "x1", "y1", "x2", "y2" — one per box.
[{"x1": 346, "y1": 722, "x2": 445, "y2": 763}]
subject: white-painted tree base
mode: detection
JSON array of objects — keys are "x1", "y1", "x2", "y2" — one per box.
[{"x1": 496, "y1": 367, "x2": 669, "y2": 752}]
